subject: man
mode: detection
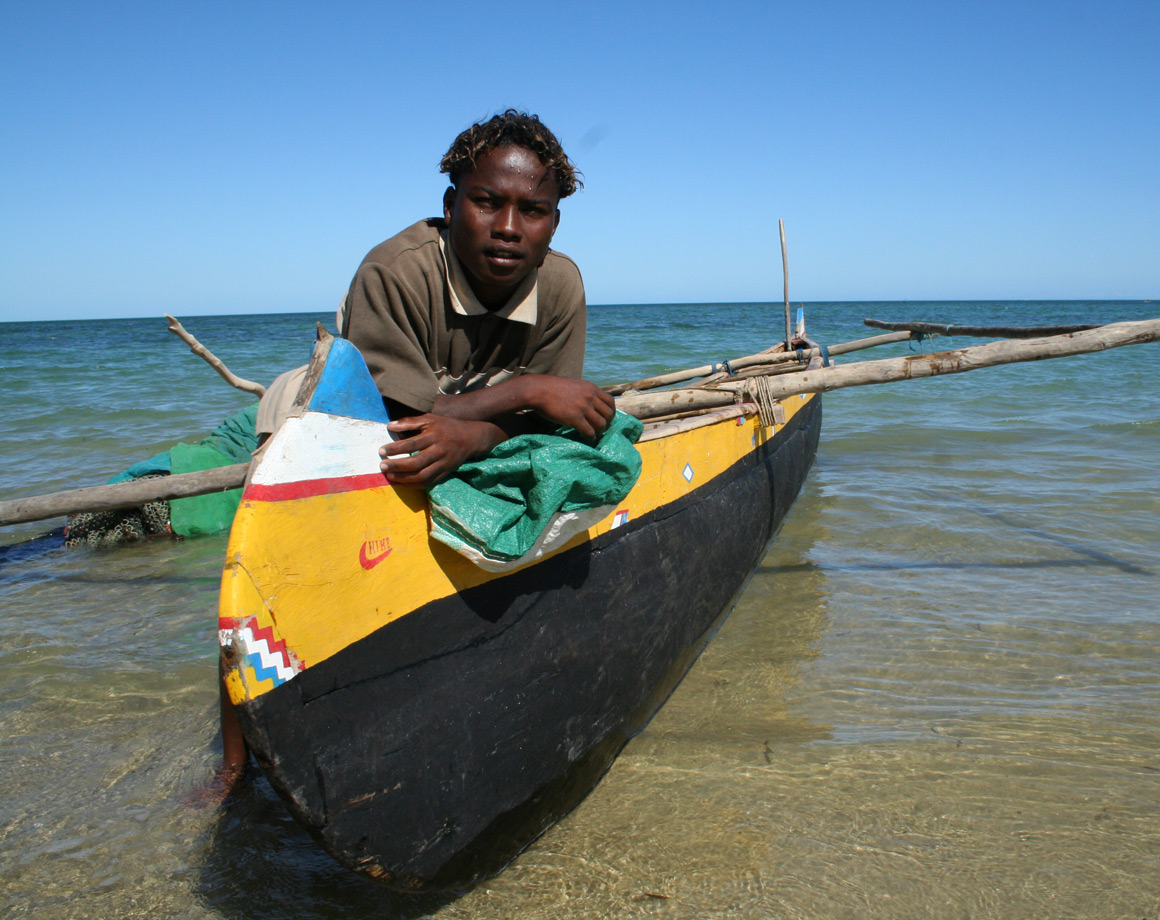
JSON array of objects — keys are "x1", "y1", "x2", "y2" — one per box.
[
  {"x1": 342, "y1": 109, "x2": 614, "y2": 487},
  {"x1": 220, "y1": 111, "x2": 613, "y2": 785}
]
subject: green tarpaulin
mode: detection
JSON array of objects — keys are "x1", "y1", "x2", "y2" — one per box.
[
  {"x1": 428, "y1": 411, "x2": 643, "y2": 570},
  {"x1": 108, "y1": 404, "x2": 259, "y2": 537}
]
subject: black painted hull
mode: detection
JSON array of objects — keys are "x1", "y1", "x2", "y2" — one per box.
[{"x1": 234, "y1": 396, "x2": 821, "y2": 890}]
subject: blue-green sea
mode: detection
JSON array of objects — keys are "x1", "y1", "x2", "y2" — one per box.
[{"x1": 1, "y1": 301, "x2": 1158, "y2": 919}]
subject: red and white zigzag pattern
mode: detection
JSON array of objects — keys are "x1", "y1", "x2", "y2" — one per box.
[{"x1": 219, "y1": 616, "x2": 302, "y2": 684}]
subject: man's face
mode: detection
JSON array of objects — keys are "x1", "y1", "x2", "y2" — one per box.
[{"x1": 443, "y1": 145, "x2": 561, "y2": 309}]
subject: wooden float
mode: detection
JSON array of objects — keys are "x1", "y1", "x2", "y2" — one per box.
[{"x1": 218, "y1": 332, "x2": 823, "y2": 891}]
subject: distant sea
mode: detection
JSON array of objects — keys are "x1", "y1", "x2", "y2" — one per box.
[{"x1": 1, "y1": 301, "x2": 1158, "y2": 919}]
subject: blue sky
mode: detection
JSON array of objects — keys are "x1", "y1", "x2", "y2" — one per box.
[{"x1": 2, "y1": 0, "x2": 1156, "y2": 321}]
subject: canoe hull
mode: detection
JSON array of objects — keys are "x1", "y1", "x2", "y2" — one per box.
[{"x1": 231, "y1": 393, "x2": 821, "y2": 890}]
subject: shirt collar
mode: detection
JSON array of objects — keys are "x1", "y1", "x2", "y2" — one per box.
[{"x1": 440, "y1": 231, "x2": 539, "y2": 325}]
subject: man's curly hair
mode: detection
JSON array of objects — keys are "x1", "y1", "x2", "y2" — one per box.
[{"x1": 440, "y1": 110, "x2": 582, "y2": 199}]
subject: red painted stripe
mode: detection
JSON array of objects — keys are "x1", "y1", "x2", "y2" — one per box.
[{"x1": 243, "y1": 471, "x2": 390, "y2": 502}]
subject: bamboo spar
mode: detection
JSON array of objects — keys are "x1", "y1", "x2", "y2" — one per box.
[
  {"x1": 3, "y1": 318, "x2": 1159, "y2": 529},
  {"x1": 614, "y1": 318, "x2": 1160, "y2": 419}
]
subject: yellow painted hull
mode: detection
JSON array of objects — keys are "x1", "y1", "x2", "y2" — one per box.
[{"x1": 216, "y1": 334, "x2": 823, "y2": 889}]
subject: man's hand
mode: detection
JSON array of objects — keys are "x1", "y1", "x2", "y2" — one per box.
[
  {"x1": 519, "y1": 375, "x2": 616, "y2": 442},
  {"x1": 379, "y1": 415, "x2": 504, "y2": 487},
  {"x1": 383, "y1": 375, "x2": 618, "y2": 488},
  {"x1": 430, "y1": 375, "x2": 617, "y2": 441}
]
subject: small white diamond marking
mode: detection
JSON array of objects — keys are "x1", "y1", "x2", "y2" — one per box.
[{"x1": 682, "y1": 463, "x2": 694, "y2": 483}]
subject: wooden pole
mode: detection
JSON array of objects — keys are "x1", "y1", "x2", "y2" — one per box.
[
  {"x1": 779, "y1": 219, "x2": 792, "y2": 347},
  {"x1": 608, "y1": 316, "x2": 1122, "y2": 397},
  {"x1": 709, "y1": 317, "x2": 1160, "y2": 403},
  {"x1": 6, "y1": 318, "x2": 1158, "y2": 529},
  {"x1": 615, "y1": 388, "x2": 736, "y2": 419},
  {"x1": 605, "y1": 331, "x2": 912, "y2": 396},
  {"x1": 166, "y1": 314, "x2": 267, "y2": 397},
  {"x1": 618, "y1": 317, "x2": 1160, "y2": 418},
  {"x1": 864, "y1": 319, "x2": 1102, "y2": 338},
  {"x1": 0, "y1": 463, "x2": 251, "y2": 528}
]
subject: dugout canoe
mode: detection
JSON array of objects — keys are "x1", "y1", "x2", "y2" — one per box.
[{"x1": 218, "y1": 333, "x2": 822, "y2": 891}]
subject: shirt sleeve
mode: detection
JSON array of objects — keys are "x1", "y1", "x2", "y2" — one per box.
[
  {"x1": 342, "y1": 260, "x2": 442, "y2": 413},
  {"x1": 524, "y1": 253, "x2": 586, "y2": 380}
]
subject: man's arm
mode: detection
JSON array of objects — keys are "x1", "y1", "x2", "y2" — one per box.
[
  {"x1": 379, "y1": 375, "x2": 614, "y2": 487},
  {"x1": 432, "y1": 374, "x2": 613, "y2": 438}
]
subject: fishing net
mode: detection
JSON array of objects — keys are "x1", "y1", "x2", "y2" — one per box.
[
  {"x1": 64, "y1": 405, "x2": 260, "y2": 546},
  {"x1": 63, "y1": 473, "x2": 172, "y2": 547}
]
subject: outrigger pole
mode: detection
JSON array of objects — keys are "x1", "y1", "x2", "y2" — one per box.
[
  {"x1": 615, "y1": 317, "x2": 1160, "y2": 418},
  {"x1": 0, "y1": 464, "x2": 250, "y2": 528},
  {"x1": 3, "y1": 318, "x2": 1159, "y2": 529}
]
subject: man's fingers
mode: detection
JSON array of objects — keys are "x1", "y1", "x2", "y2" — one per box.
[
  {"x1": 579, "y1": 408, "x2": 600, "y2": 436},
  {"x1": 380, "y1": 440, "x2": 447, "y2": 478},
  {"x1": 381, "y1": 422, "x2": 446, "y2": 457},
  {"x1": 387, "y1": 415, "x2": 429, "y2": 432},
  {"x1": 585, "y1": 398, "x2": 614, "y2": 436},
  {"x1": 590, "y1": 388, "x2": 616, "y2": 426},
  {"x1": 380, "y1": 433, "x2": 432, "y2": 458},
  {"x1": 381, "y1": 463, "x2": 446, "y2": 487},
  {"x1": 380, "y1": 450, "x2": 432, "y2": 474},
  {"x1": 382, "y1": 466, "x2": 447, "y2": 486}
]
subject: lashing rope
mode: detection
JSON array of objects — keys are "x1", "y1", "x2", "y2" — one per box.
[{"x1": 743, "y1": 374, "x2": 780, "y2": 428}]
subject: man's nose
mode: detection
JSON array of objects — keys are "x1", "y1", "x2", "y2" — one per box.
[{"x1": 492, "y1": 204, "x2": 520, "y2": 240}]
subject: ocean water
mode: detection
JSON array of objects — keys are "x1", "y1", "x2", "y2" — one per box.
[{"x1": 1, "y1": 301, "x2": 1158, "y2": 919}]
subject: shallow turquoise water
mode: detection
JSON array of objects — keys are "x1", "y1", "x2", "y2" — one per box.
[{"x1": 1, "y1": 301, "x2": 1158, "y2": 918}]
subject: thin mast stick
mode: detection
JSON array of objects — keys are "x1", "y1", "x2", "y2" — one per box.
[{"x1": 779, "y1": 219, "x2": 792, "y2": 347}]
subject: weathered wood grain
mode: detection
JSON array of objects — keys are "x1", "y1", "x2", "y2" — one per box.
[{"x1": 0, "y1": 463, "x2": 250, "y2": 527}]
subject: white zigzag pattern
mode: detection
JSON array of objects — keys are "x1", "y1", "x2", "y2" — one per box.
[{"x1": 237, "y1": 626, "x2": 297, "y2": 683}]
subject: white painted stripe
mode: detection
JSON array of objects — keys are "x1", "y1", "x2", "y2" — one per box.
[{"x1": 252, "y1": 413, "x2": 393, "y2": 487}]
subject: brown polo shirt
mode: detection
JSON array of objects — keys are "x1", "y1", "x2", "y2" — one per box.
[{"x1": 341, "y1": 218, "x2": 586, "y2": 413}]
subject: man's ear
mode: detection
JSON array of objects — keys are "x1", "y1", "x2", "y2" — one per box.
[
  {"x1": 552, "y1": 208, "x2": 561, "y2": 237},
  {"x1": 442, "y1": 186, "x2": 457, "y2": 223}
]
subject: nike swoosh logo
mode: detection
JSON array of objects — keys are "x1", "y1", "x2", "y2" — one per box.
[{"x1": 359, "y1": 542, "x2": 392, "y2": 570}]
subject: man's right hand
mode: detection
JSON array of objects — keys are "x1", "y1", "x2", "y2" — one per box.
[{"x1": 380, "y1": 415, "x2": 505, "y2": 487}]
